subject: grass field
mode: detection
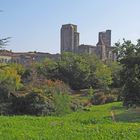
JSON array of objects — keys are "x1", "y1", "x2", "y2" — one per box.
[{"x1": 0, "y1": 102, "x2": 140, "y2": 140}]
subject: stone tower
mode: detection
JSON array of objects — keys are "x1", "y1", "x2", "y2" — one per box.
[
  {"x1": 61, "y1": 24, "x2": 79, "y2": 53},
  {"x1": 97, "y1": 30, "x2": 111, "y2": 60},
  {"x1": 96, "y1": 36, "x2": 107, "y2": 61},
  {"x1": 98, "y1": 30, "x2": 111, "y2": 47}
]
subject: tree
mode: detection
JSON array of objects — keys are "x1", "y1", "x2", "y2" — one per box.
[
  {"x1": 58, "y1": 52, "x2": 90, "y2": 90},
  {"x1": 0, "y1": 65, "x2": 22, "y2": 101},
  {"x1": 36, "y1": 58, "x2": 58, "y2": 80},
  {"x1": 83, "y1": 54, "x2": 100, "y2": 88},
  {"x1": 0, "y1": 37, "x2": 10, "y2": 48},
  {"x1": 114, "y1": 39, "x2": 140, "y2": 61},
  {"x1": 95, "y1": 63, "x2": 112, "y2": 89},
  {"x1": 121, "y1": 56, "x2": 140, "y2": 107},
  {"x1": 108, "y1": 62, "x2": 122, "y2": 88},
  {"x1": 82, "y1": 54, "x2": 112, "y2": 89},
  {"x1": 115, "y1": 39, "x2": 140, "y2": 107}
]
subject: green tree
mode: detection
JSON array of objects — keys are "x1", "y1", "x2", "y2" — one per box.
[
  {"x1": 115, "y1": 39, "x2": 140, "y2": 107},
  {"x1": 108, "y1": 62, "x2": 122, "y2": 88},
  {"x1": 95, "y1": 63, "x2": 112, "y2": 89},
  {"x1": 37, "y1": 58, "x2": 58, "y2": 80},
  {"x1": 83, "y1": 54, "x2": 112, "y2": 89},
  {"x1": 83, "y1": 54, "x2": 100, "y2": 88},
  {"x1": 114, "y1": 39, "x2": 140, "y2": 61},
  {"x1": 121, "y1": 56, "x2": 140, "y2": 107},
  {"x1": 0, "y1": 66, "x2": 22, "y2": 101},
  {"x1": 58, "y1": 52, "x2": 90, "y2": 90}
]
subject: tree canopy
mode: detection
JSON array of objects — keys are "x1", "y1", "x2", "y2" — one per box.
[{"x1": 115, "y1": 39, "x2": 140, "y2": 107}]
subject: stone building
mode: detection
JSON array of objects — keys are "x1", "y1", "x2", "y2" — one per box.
[
  {"x1": 96, "y1": 30, "x2": 116, "y2": 61},
  {"x1": 61, "y1": 24, "x2": 79, "y2": 53},
  {"x1": 0, "y1": 50, "x2": 12, "y2": 63},
  {"x1": 78, "y1": 44, "x2": 96, "y2": 54},
  {"x1": 60, "y1": 24, "x2": 116, "y2": 61},
  {"x1": 0, "y1": 50, "x2": 60, "y2": 66}
]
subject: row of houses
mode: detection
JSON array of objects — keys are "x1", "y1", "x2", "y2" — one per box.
[{"x1": 0, "y1": 50, "x2": 60, "y2": 66}]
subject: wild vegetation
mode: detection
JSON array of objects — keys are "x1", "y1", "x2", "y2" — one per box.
[
  {"x1": 0, "y1": 39, "x2": 140, "y2": 115},
  {"x1": 0, "y1": 52, "x2": 119, "y2": 115},
  {"x1": 0, "y1": 38, "x2": 140, "y2": 139}
]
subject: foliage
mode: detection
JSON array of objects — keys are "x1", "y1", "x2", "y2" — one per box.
[
  {"x1": 58, "y1": 52, "x2": 90, "y2": 89},
  {"x1": 121, "y1": 56, "x2": 140, "y2": 107},
  {"x1": 8, "y1": 79, "x2": 71, "y2": 116},
  {"x1": 54, "y1": 92, "x2": 71, "y2": 116},
  {"x1": 36, "y1": 53, "x2": 113, "y2": 90},
  {"x1": 0, "y1": 66, "x2": 22, "y2": 102},
  {"x1": 91, "y1": 92, "x2": 106, "y2": 105},
  {"x1": 114, "y1": 39, "x2": 140, "y2": 61},
  {"x1": 9, "y1": 63, "x2": 25, "y2": 75},
  {"x1": 10, "y1": 90, "x2": 54, "y2": 116},
  {"x1": 82, "y1": 54, "x2": 100, "y2": 88},
  {"x1": 43, "y1": 80, "x2": 71, "y2": 116},
  {"x1": 108, "y1": 62, "x2": 122, "y2": 88},
  {"x1": 44, "y1": 80, "x2": 70, "y2": 95},
  {"x1": 91, "y1": 92, "x2": 116, "y2": 105},
  {"x1": 36, "y1": 58, "x2": 58, "y2": 80},
  {"x1": 87, "y1": 86, "x2": 94, "y2": 98},
  {"x1": 82, "y1": 54, "x2": 113, "y2": 89},
  {"x1": 105, "y1": 94, "x2": 116, "y2": 103},
  {"x1": 95, "y1": 63, "x2": 112, "y2": 89},
  {"x1": 115, "y1": 39, "x2": 140, "y2": 107},
  {"x1": 70, "y1": 98, "x2": 83, "y2": 111},
  {"x1": 21, "y1": 68, "x2": 32, "y2": 83}
]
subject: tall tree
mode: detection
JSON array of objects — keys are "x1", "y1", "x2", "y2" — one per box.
[
  {"x1": 58, "y1": 52, "x2": 90, "y2": 90},
  {"x1": 115, "y1": 39, "x2": 140, "y2": 107}
]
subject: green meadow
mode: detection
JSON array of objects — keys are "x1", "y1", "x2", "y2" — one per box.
[{"x1": 0, "y1": 102, "x2": 139, "y2": 140}]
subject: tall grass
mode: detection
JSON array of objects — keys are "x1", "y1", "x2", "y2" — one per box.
[{"x1": 0, "y1": 102, "x2": 139, "y2": 140}]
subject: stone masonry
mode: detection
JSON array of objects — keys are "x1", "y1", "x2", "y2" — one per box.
[{"x1": 61, "y1": 24, "x2": 116, "y2": 61}]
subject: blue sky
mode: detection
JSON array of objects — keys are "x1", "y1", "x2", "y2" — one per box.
[{"x1": 0, "y1": 0, "x2": 140, "y2": 53}]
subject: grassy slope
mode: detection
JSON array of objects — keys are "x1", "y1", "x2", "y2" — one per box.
[{"x1": 0, "y1": 102, "x2": 140, "y2": 140}]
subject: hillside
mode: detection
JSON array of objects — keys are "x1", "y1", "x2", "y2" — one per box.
[{"x1": 0, "y1": 102, "x2": 139, "y2": 140}]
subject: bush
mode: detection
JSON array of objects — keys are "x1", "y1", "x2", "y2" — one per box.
[
  {"x1": 9, "y1": 80, "x2": 71, "y2": 116},
  {"x1": 70, "y1": 99, "x2": 83, "y2": 111},
  {"x1": 0, "y1": 103, "x2": 11, "y2": 115},
  {"x1": 10, "y1": 91, "x2": 55, "y2": 116},
  {"x1": 105, "y1": 94, "x2": 116, "y2": 103},
  {"x1": 91, "y1": 92, "x2": 116, "y2": 105},
  {"x1": 53, "y1": 92, "x2": 71, "y2": 116},
  {"x1": 87, "y1": 87, "x2": 94, "y2": 98},
  {"x1": 91, "y1": 93, "x2": 106, "y2": 105}
]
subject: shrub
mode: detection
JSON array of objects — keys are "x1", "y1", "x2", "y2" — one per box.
[
  {"x1": 10, "y1": 91, "x2": 55, "y2": 116},
  {"x1": 91, "y1": 92, "x2": 116, "y2": 105},
  {"x1": 105, "y1": 94, "x2": 116, "y2": 103},
  {"x1": 87, "y1": 87, "x2": 94, "y2": 98},
  {"x1": 70, "y1": 99, "x2": 83, "y2": 111},
  {"x1": 10, "y1": 80, "x2": 71, "y2": 116},
  {"x1": 0, "y1": 103, "x2": 11, "y2": 115},
  {"x1": 53, "y1": 92, "x2": 71, "y2": 116},
  {"x1": 91, "y1": 93, "x2": 106, "y2": 105}
]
